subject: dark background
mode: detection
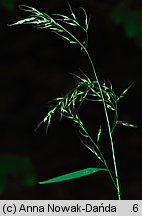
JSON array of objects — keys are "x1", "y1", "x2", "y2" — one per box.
[{"x1": 0, "y1": 0, "x2": 141, "y2": 199}]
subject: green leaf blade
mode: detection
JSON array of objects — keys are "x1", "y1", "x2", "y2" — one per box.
[{"x1": 38, "y1": 167, "x2": 108, "y2": 184}]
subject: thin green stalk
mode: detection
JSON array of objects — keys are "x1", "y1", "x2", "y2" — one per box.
[
  {"x1": 10, "y1": 5, "x2": 123, "y2": 199},
  {"x1": 55, "y1": 22, "x2": 121, "y2": 199},
  {"x1": 77, "y1": 119, "x2": 117, "y2": 189},
  {"x1": 111, "y1": 102, "x2": 118, "y2": 133},
  {"x1": 84, "y1": 50, "x2": 121, "y2": 200}
]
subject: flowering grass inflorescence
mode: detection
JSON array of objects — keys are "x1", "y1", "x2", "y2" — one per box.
[{"x1": 10, "y1": 4, "x2": 137, "y2": 199}]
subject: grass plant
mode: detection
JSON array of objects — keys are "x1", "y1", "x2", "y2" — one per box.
[{"x1": 10, "y1": 4, "x2": 137, "y2": 199}]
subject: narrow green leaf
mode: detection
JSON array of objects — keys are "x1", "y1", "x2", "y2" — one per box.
[
  {"x1": 80, "y1": 7, "x2": 89, "y2": 31},
  {"x1": 38, "y1": 167, "x2": 108, "y2": 184},
  {"x1": 118, "y1": 121, "x2": 138, "y2": 128},
  {"x1": 97, "y1": 126, "x2": 102, "y2": 143},
  {"x1": 117, "y1": 82, "x2": 134, "y2": 101},
  {"x1": 53, "y1": 14, "x2": 69, "y2": 19},
  {"x1": 9, "y1": 17, "x2": 35, "y2": 26},
  {"x1": 68, "y1": 3, "x2": 77, "y2": 20},
  {"x1": 106, "y1": 104, "x2": 115, "y2": 111},
  {"x1": 39, "y1": 168, "x2": 108, "y2": 184}
]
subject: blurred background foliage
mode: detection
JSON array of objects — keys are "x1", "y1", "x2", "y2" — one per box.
[
  {"x1": 0, "y1": 155, "x2": 36, "y2": 194},
  {"x1": 0, "y1": 0, "x2": 141, "y2": 199},
  {"x1": 111, "y1": 0, "x2": 142, "y2": 47},
  {"x1": 0, "y1": 0, "x2": 16, "y2": 11}
]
